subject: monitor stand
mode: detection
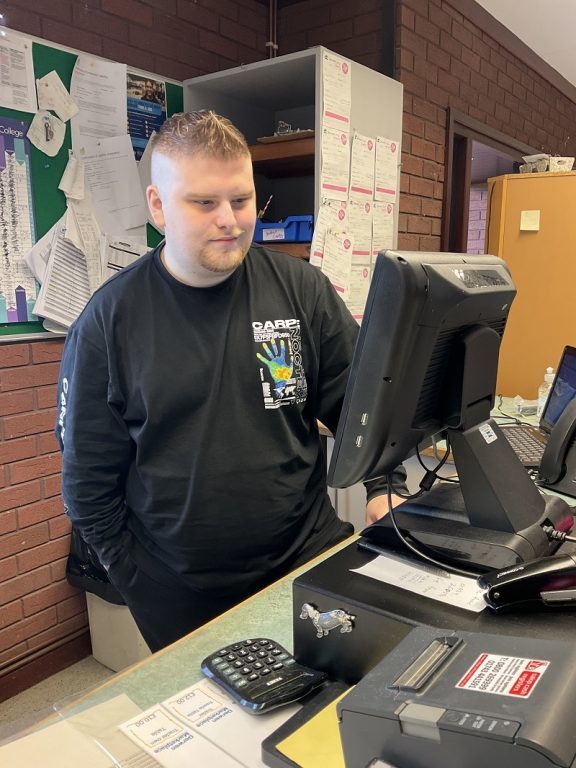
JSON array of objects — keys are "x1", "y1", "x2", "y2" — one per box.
[{"x1": 362, "y1": 419, "x2": 574, "y2": 572}]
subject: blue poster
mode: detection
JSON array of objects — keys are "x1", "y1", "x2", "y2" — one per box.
[{"x1": 127, "y1": 73, "x2": 167, "y2": 161}]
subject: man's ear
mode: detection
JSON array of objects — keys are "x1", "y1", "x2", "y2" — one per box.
[{"x1": 146, "y1": 185, "x2": 165, "y2": 231}]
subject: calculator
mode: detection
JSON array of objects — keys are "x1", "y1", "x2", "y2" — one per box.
[{"x1": 200, "y1": 637, "x2": 327, "y2": 714}]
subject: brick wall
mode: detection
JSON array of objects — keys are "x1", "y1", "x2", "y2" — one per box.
[
  {"x1": 395, "y1": 0, "x2": 576, "y2": 251},
  {"x1": 0, "y1": 340, "x2": 84, "y2": 687},
  {"x1": 2, "y1": 0, "x2": 268, "y2": 81},
  {"x1": 467, "y1": 184, "x2": 487, "y2": 253},
  {"x1": 278, "y1": 0, "x2": 388, "y2": 73}
]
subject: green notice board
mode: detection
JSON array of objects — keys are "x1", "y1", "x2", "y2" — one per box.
[{"x1": 0, "y1": 39, "x2": 182, "y2": 341}]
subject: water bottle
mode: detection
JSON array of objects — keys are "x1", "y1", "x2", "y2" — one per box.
[{"x1": 536, "y1": 366, "x2": 555, "y2": 418}]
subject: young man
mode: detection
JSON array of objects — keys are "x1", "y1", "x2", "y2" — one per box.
[{"x1": 56, "y1": 111, "x2": 405, "y2": 651}]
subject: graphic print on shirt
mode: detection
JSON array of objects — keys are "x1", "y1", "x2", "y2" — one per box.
[{"x1": 253, "y1": 318, "x2": 307, "y2": 409}]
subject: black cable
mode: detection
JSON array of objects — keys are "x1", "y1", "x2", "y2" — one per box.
[{"x1": 385, "y1": 478, "x2": 481, "y2": 578}]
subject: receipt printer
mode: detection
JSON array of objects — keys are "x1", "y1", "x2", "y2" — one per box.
[{"x1": 338, "y1": 626, "x2": 576, "y2": 768}]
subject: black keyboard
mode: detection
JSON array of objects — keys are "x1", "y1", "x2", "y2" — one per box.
[{"x1": 500, "y1": 424, "x2": 546, "y2": 467}]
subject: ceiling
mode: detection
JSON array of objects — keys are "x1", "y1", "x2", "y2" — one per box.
[{"x1": 474, "y1": 0, "x2": 576, "y2": 89}]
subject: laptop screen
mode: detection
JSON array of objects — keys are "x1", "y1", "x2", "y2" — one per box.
[{"x1": 541, "y1": 345, "x2": 576, "y2": 432}]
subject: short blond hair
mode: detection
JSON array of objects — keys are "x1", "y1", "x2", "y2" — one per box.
[{"x1": 150, "y1": 111, "x2": 250, "y2": 160}]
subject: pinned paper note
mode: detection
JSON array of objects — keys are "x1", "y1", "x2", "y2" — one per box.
[
  {"x1": 520, "y1": 209, "x2": 540, "y2": 231},
  {"x1": 27, "y1": 110, "x2": 66, "y2": 156},
  {"x1": 59, "y1": 151, "x2": 85, "y2": 200},
  {"x1": 36, "y1": 70, "x2": 79, "y2": 122}
]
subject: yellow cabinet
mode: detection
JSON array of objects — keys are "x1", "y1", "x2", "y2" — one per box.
[{"x1": 486, "y1": 171, "x2": 576, "y2": 398}]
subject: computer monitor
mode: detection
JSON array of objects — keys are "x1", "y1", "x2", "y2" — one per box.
[{"x1": 328, "y1": 250, "x2": 572, "y2": 571}]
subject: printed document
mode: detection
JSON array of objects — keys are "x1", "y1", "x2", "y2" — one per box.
[
  {"x1": 70, "y1": 55, "x2": 127, "y2": 151},
  {"x1": 33, "y1": 235, "x2": 91, "y2": 327},
  {"x1": 309, "y1": 199, "x2": 348, "y2": 268},
  {"x1": 372, "y1": 201, "x2": 395, "y2": 258},
  {"x1": 375, "y1": 136, "x2": 400, "y2": 203},
  {"x1": 320, "y1": 125, "x2": 350, "y2": 201},
  {"x1": 80, "y1": 134, "x2": 148, "y2": 233},
  {"x1": 349, "y1": 132, "x2": 375, "y2": 201},
  {"x1": 0, "y1": 32, "x2": 37, "y2": 112},
  {"x1": 321, "y1": 230, "x2": 353, "y2": 300},
  {"x1": 321, "y1": 50, "x2": 351, "y2": 130},
  {"x1": 353, "y1": 551, "x2": 487, "y2": 612}
]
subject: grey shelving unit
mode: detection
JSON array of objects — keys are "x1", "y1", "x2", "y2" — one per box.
[{"x1": 183, "y1": 47, "x2": 403, "y2": 241}]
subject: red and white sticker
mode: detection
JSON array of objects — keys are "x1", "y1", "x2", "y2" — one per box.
[{"x1": 456, "y1": 653, "x2": 549, "y2": 698}]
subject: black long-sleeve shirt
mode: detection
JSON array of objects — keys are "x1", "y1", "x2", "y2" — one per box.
[{"x1": 56, "y1": 244, "x2": 404, "y2": 598}]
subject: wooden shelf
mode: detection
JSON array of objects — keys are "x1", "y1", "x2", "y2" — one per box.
[
  {"x1": 250, "y1": 137, "x2": 315, "y2": 177},
  {"x1": 266, "y1": 242, "x2": 311, "y2": 261}
]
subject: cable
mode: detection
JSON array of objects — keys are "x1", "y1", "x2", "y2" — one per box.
[
  {"x1": 384, "y1": 478, "x2": 481, "y2": 578},
  {"x1": 542, "y1": 525, "x2": 576, "y2": 545}
]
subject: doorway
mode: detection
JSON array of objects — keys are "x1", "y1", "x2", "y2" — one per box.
[{"x1": 443, "y1": 110, "x2": 537, "y2": 254}]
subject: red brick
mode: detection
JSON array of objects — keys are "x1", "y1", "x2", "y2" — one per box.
[
  {"x1": 72, "y1": 4, "x2": 130, "y2": 40},
  {"x1": 2, "y1": 409, "x2": 57, "y2": 439},
  {"x1": 426, "y1": 81, "x2": 449, "y2": 108},
  {"x1": 0, "y1": 641, "x2": 28, "y2": 667},
  {"x1": 128, "y1": 25, "x2": 178, "y2": 60},
  {"x1": 422, "y1": 197, "x2": 443, "y2": 217},
  {"x1": 41, "y1": 18, "x2": 103, "y2": 57},
  {"x1": 56, "y1": 592, "x2": 87, "y2": 622},
  {"x1": 198, "y1": 28, "x2": 239, "y2": 59},
  {"x1": 408, "y1": 215, "x2": 432, "y2": 235},
  {"x1": 397, "y1": 232, "x2": 420, "y2": 250},
  {"x1": 427, "y1": 44, "x2": 449, "y2": 71},
  {"x1": 0, "y1": 390, "x2": 34, "y2": 416},
  {"x1": 30, "y1": 340, "x2": 64, "y2": 365},
  {"x1": 8, "y1": 453, "x2": 62, "y2": 485},
  {"x1": 412, "y1": 97, "x2": 438, "y2": 122},
  {"x1": 0, "y1": 522, "x2": 49, "y2": 560},
  {"x1": 0, "y1": 607, "x2": 58, "y2": 653},
  {"x1": 0, "y1": 480, "x2": 41, "y2": 514},
  {"x1": 400, "y1": 195, "x2": 422, "y2": 214},
  {"x1": 0, "y1": 510, "x2": 17, "y2": 536},
  {"x1": 439, "y1": 29, "x2": 461, "y2": 59},
  {"x1": 17, "y1": 536, "x2": 71, "y2": 573},
  {"x1": 437, "y1": 68, "x2": 460, "y2": 97},
  {"x1": 410, "y1": 176, "x2": 435, "y2": 197},
  {"x1": 36, "y1": 384, "x2": 58, "y2": 410},
  {"x1": 18, "y1": 497, "x2": 63, "y2": 528},
  {"x1": 0, "y1": 566, "x2": 52, "y2": 606},
  {"x1": 412, "y1": 136, "x2": 437, "y2": 161},
  {"x1": 22, "y1": 579, "x2": 78, "y2": 617},
  {"x1": 1, "y1": 6, "x2": 42, "y2": 36},
  {"x1": 0, "y1": 600, "x2": 23, "y2": 629},
  {"x1": 0, "y1": 344, "x2": 29, "y2": 369},
  {"x1": 101, "y1": 38, "x2": 154, "y2": 71},
  {"x1": 42, "y1": 475, "x2": 62, "y2": 498},
  {"x1": 38, "y1": 431, "x2": 60, "y2": 455},
  {"x1": 178, "y1": 0, "x2": 222, "y2": 32},
  {"x1": 419, "y1": 235, "x2": 442, "y2": 251},
  {"x1": 0, "y1": 556, "x2": 18, "y2": 582},
  {"x1": 403, "y1": 113, "x2": 426, "y2": 138},
  {"x1": 49, "y1": 515, "x2": 71, "y2": 540},
  {"x1": 101, "y1": 0, "x2": 153, "y2": 26},
  {"x1": 151, "y1": 12, "x2": 200, "y2": 44},
  {"x1": 401, "y1": 153, "x2": 424, "y2": 176},
  {"x1": 422, "y1": 159, "x2": 444, "y2": 182},
  {"x1": 0, "y1": 435, "x2": 37, "y2": 464},
  {"x1": 428, "y1": 3, "x2": 451, "y2": 33},
  {"x1": 220, "y1": 17, "x2": 258, "y2": 48},
  {"x1": 400, "y1": 70, "x2": 427, "y2": 99},
  {"x1": 50, "y1": 556, "x2": 68, "y2": 582},
  {"x1": 398, "y1": 4, "x2": 415, "y2": 30},
  {"x1": 27, "y1": 611, "x2": 88, "y2": 651},
  {"x1": 415, "y1": 15, "x2": 439, "y2": 45},
  {"x1": 0, "y1": 362, "x2": 60, "y2": 392}
]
